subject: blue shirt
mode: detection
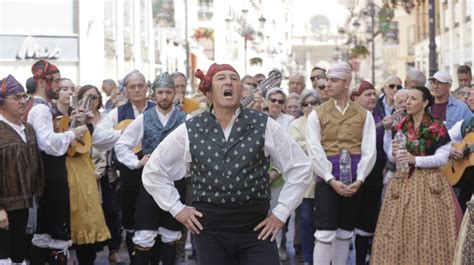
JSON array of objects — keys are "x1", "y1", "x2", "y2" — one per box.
[{"x1": 444, "y1": 95, "x2": 473, "y2": 129}]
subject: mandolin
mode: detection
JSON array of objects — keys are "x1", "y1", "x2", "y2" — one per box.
[
  {"x1": 440, "y1": 132, "x2": 474, "y2": 185},
  {"x1": 66, "y1": 95, "x2": 93, "y2": 156},
  {"x1": 241, "y1": 72, "x2": 282, "y2": 107},
  {"x1": 114, "y1": 119, "x2": 142, "y2": 154}
]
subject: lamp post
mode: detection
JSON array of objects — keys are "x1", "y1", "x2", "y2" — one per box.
[
  {"x1": 352, "y1": 0, "x2": 380, "y2": 85},
  {"x1": 225, "y1": 8, "x2": 261, "y2": 74},
  {"x1": 428, "y1": 0, "x2": 437, "y2": 76}
]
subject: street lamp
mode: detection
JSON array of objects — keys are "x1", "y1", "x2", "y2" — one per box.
[{"x1": 352, "y1": 0, "x2": 380, "y2": 85}]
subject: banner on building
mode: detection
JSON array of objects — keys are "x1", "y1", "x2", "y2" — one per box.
[
  {"x1": 380, "y1": 21, "x2": 399, "y2": 47},
  {"x1": 153, "y1": 0, "x2": 175, "y2": 28}
]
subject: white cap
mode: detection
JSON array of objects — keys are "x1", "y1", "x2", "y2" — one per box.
[
  {"x1": 327, "y1": 62, "x2": 352, "y2": 80},
  {"x1": 429, "y1": 70, "x2": 452, "y2": 84}
]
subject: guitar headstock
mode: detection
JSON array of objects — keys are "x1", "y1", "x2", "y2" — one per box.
[{"x1": 257, "y1": 72, "x2": 282, "y2": 95}]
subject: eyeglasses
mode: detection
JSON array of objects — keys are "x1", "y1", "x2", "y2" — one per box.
[
  {"x1": 310, "y1": 75, "x2": 326, "y2": 82},
  {"x1": 88, "y1": 95, "x2": 99, "y2": 100},
  {"x1": 301, "y1": 101, "x2": 318, "y2": 107},
  {"x1": 318, "y1": 85, "x2": 326, "y2": 90},
  {"x1": 6, "y1": 94, "x2": 30, "y2": 102},
  {"x1": 388, "y1": 84, "x2": 403, "y2": 90},
  {"x1": 269, "y1": 98, "x2": 285, "y2": 104},
  {"x1": 458, "y1": 91, "x2": 471, "y2": 98}
]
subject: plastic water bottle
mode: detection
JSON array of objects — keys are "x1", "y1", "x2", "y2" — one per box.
[
  {"x1": 395, "y1": 131, "x2": 409, "y2": 173},
  {"x1": 339, "y1": 149, "x2": 352, "y2": 185}
]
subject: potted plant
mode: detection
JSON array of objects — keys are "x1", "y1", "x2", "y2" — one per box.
[{"x1": 351, "y1": 45, "x2": 370, "y2": 59}]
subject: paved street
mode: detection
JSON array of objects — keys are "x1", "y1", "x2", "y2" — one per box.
[{"x1": 93, "y1": 245, "x2": 304, "y2": 265}]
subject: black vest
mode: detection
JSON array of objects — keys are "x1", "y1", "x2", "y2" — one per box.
[{"x1": 186, "y1": 108, "x2": 270, "y2": 205}]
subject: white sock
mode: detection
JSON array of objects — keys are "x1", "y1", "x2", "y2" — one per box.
[
  {"x1": 0, "y1": 259, "x2": 12, "y2": 265},
  {"x1": 313, "y1": 241, "x2": 332, "y2": 265},
  {"x1": 332, "y1": 238, "x2": 351, "y2": 265}
]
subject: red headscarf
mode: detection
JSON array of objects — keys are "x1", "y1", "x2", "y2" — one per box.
[
  {"x1": 31, "y1": 59, "x2": 60, "y2": 92},
  {"x1": 31, "y1": 59, "x2": 59, "y2": 80},
  {"x1": 351, "y1": 80, "x2": 375, "y2": 101},
  {"x1": 195, "y1": 63, "x2": 239, "y2": 95}
]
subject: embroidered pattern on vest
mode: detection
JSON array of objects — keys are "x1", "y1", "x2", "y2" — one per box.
[
  {"x1": 187, "y1": 108, "x2": 270, "y2": 205},
  {"x1": 142, "y1": 108, "x2": 186, "y2": 155}
]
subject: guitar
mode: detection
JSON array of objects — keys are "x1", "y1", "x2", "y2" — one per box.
[
  {"x1": 114, "y1": 119, "x2": 142, "y2": 154},
  {"x1": 241, "y1": 72, "x2": 282, "y2": 107},
  {"x1": 440, "y1": 132, "x2": 474, "y2": 185}
]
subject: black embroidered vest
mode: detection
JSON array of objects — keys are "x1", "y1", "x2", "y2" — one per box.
[{"x1": 186, "y1": 108, "x2": 270, "y2": 205}]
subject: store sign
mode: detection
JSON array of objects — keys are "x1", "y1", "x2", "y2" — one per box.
[
  {"x1": 0, "y1": 35, "x2": 78, "y2": 61},
  {"x1": 16, "y1": 36, "x2": 61, "y2": 60}
]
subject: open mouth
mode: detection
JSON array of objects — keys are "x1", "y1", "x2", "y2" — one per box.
[{"x1": 223, "y1": 89, "x2": 233, "y2": 98}]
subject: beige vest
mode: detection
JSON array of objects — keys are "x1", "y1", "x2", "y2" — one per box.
[{"x1": 315, "y1": 99, "x2": 367, "y2": 156}]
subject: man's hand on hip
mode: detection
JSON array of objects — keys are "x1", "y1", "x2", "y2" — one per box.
[
  {"x1": 254, "y1": 213, "x2": 284, "y2": 241},
  {"x1": 175, "y1": 206, "x2": 203, "y2": 235}
]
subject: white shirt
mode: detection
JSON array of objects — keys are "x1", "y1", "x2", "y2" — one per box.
[
  {"x1": 115, "y1": 107, "x2": 187, "y2": 169},
  {"x1": 141, "y1": 112, "x2": 312, "y2": 223},
  {"x1": 91, "y1": 112, "x2": 121, "y2": 152},
  {"x1": 27, "y1": 96, "x2": 75, "y2": 156},
  {"x1": 0, "y1": 114, "x2": 27, "y2": 142},
  {"x1": 448, "y1": 120, "x2": 464, "y2": 144},
  {"x1": 274, "y1": 113, "x2": 294, "y2": 132},
  {"x1": 306, "y1": 103, "x2": 377, "y2": 183}
]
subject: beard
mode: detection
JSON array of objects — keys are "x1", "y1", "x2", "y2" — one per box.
[
  {"x1": 157, "y1": 100, "x2": 173, "y2": 110},
  {"x1": 47, "y1": 87, "x2": 59, "y2": 100}
]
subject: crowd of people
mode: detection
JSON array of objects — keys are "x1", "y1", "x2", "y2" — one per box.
[{"x1": 0, "y1": 58, "x2": 473, "y2": 265}]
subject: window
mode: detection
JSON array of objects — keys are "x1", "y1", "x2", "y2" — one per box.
[{"x1": 198, "y1": 0, "x2": 213, "y2": 21}]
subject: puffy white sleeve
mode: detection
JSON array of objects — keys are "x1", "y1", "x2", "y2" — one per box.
[
  {"x1": 27, "y1": 104, "x2": 75, "y2": 156},
  {"x1": 114, "y1": 115, "x2": 144, "y2": 170}
]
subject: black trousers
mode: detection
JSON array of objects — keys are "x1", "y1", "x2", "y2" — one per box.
[
  {"x1": 0, "y1": 209, "x2": 29, "y2": 262},
  {"x1": 192, "y1": 229, "x2": 279, "y2": 265},
  {"x1": 36, "y1": 154, "x2": 70, "y2": 241},
  {"x1": 314, "y1": 180, "x2": 363, "y2": 231},
  {"x1": 135, "y1": 179, "x2": 185, "y2": 231},
  {"x1": 100, "y1": 173, "x2": 122, "y2": 252},
  {"x1": 119, "y1": 163, "x2": 142, "y2": 231}
]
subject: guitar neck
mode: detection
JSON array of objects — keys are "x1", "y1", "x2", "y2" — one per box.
[{"x1": 241, "y1": 94, "x2": 255, "y2": 107}]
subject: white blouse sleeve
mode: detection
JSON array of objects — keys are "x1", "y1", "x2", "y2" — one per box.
[
  {"x1": 27, "y1": 104, "x2": 75, "y2": 156},
  {"x1": 415, "y1": 142, "x2": 451, "y2": 168},
  {"x1": 142, "y1": 123, "x2": 191, "y2": 217}
]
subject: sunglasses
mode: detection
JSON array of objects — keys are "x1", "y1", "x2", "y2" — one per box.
[
  {"x1": 388, "y1": 84, "x2": 403, "y2": 90},
  {"x1": 301, "y1": 101, "x2": 318, "y2": 107},
  {"x1": 269, "y1": 98, "x2": 285, "y2": 104},
  {"x1": 310, "y1": 75, "x2": 326, "y2": 82},
  {"x1": 318, "y1": 85, "x2": 326, "y2": 90}
]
